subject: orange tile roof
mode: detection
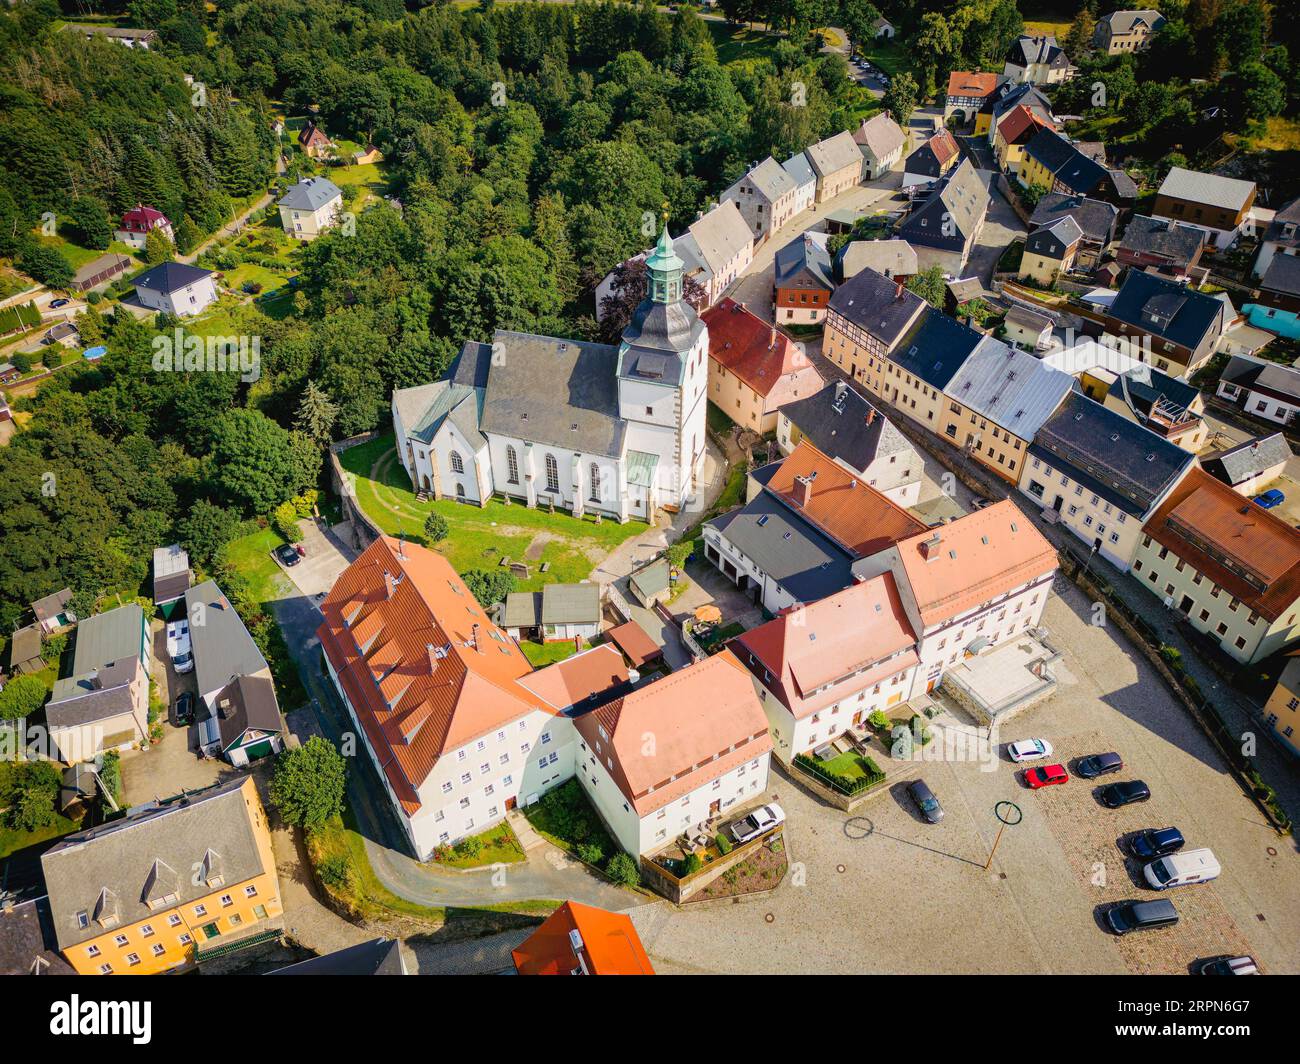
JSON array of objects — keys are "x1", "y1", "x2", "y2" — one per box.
[
  {"x1": 735, "y1": 575, "x2": 918, "y2": 719},
  {"x1": 928, "y1": 128, "x2": 961, "y2": 167},
  {"x1": 764, "y1": 439, "x2": 928, "y2": 556},
  {"x1": 606, "y1": 620, "x2": 663, "y2": 668},
  {"x1": 511, "y1": 901, "x2": 654, "y2": 975},
  {"x1": 996, "y1": 104, "x2": 1049, "y2": 145},
  {"x1": 1141, "y1": 467, "x2": 1300, "y2": 622},
  {"x1": 892, "y1": 500, "x2": 1059, "y2": 626},
  {"x1": 704, "y1": 298, "x2": 824, "y2": 406},
  {"x1": 947, "y1": 71, "x2": 1000, "y2": 100},
  {"x1": 517, "y1": 644, "x2": 628, "y2": 711},
  {"x1": 316, "y1": 537, "x2": 541, "y2": 811},
  {"x1": 572, "y1": 651, "x2": 771, "y2": 816}
]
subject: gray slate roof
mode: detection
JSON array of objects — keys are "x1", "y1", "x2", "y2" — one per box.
[
  {"x1": 827, "y1": 265, "x2": 926, "y2": 346},
  {"x1": 278, "y1": 176, "x2": 342, "y2": 211},
  {"x1": 1220, "y1": 354, "x2": 1300, "y2": 401},
  {"x1": 944, "y1": 336, "x2": 1073, "y2": 438},
  {"x1": 853, "y1": 113, "x2": 906, "y2": 162},
  {"x1": 1026, "y1": 216, "x2": 1083, "y2": 258},
  {"x1": 1157, "y1": 167, "x2": 1255, "y2": 212},
  {"x1": 1029, "y1": 390, "x2": 1193, "y2": 516},
  {"x1": 213, "y1": 673, "x2": 283, "y2": 751},
  {"x1": 134, "y1": 261, "x2": 213, "y2": 296},
  {"x1": 186, "y1": 580, "x2": 269, "y2": 699},
  {"x1": 1203, "y1": 432, "x2": 1292, "y2": 486},
  {"x1": 41, "y1": 777, "x2": 266, "y2": 950},
  {"x1": 781, "y1": 152, "x2": 816, "y2": 191},
  {"x1": 890, "y1": 306, "x2": 984, "y2": 390},
  {"x1": 898, "y1": 160, "x2": 990, "y2": 250},
  {"x1": 1098, "y1": 9, "x2": 1166, "y2": 35},
  {"x1": 268, "y1": 938, "x2": 405, "y2": 975},
  {"x1": 0, "y1": 898, "x2": 75, "y2": 976},
  {"x1": 153, "y1": 543, "x2": 191, "y2": 605},
  {"x1": 778, "y1": 381, "x2": 914, "y2": 474},
  {"x1": 1120, "y1": 214, "x2": 1206, "y2": 263},
  {"x1": 746, "y1": 156, "x2": 797, "y2": 202},
  {"x1": 687, "y1": 199, "x2": 752, "y2": 278},
  {"x1": 48, "y1": 603, "x2": 146, "y2": 723},
  {"x1": 1260, "y1": 252, "x2": 1300, "y2": 297},
  {"x1": 482, "y1": 331, "x2": 627, "y2": 458},
  {"x1": 1108, "y1": 272, "x2": 1225, "y2": 351},
  {"x1": 838, "y1": 239, "x2": 918, "y2": 281},
  {"x1": 1029, "y1": 194, "x2": 1118, "y2": 246},
  {"x1": 805, "y1": 131, "x2": 862, "y2": 178},
  {"x1": 774, "y1": 232, "x2": 834, "y2": 291}
]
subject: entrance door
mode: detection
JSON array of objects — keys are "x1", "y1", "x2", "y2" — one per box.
[
  {"x1": 709, "y1": 799, "x2": 721, "y2": 815},
  {"x1": 201, "y1": 923, "x2": 220, "y2": 941},
  {"x1": 505, "y1": 796, "x2": 517, "y2": 811},
  {"x1": 1052, "y1": 495, "x2": 1063, "y2": 512},
  {"x1": 1179, "y1": 595, "x2": 1194, "y2": 614}
]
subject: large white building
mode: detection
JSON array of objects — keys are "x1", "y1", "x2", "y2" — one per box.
[
  {"x1": 317, "y1": 537, "x2": 772, "y2": 860},
  {"x1": 393, "y1": 228, "x2": 708, "y2": 520}
]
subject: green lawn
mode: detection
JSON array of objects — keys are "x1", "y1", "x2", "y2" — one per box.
[
  {"x1": 708, "y1": 23, "x2": 785, "y2": 68},
  {"x1": 857, "y1": 40, "x2": 910, "y2": 76},
  {"x1": 813, "y1": 750, "x2": 873, "y2": 780},
  {"x1": 224, "y1": 262, "x2": 291, "y2": 293},
  {"x1": 338, "y1": 433, "x2": 646, "y2": 591},
  {"x1": 706, "y1": 400, "x2": 737, "y2": 436},
  {"x1": 0, "y1": 810, "x2": 84, "y2": 861},
  {"x1": 32, "y1": 231, "x2": 138, "y2": 272},
  {"x1": 519, "y1": 640, "x2": 581, "y2": 667}
]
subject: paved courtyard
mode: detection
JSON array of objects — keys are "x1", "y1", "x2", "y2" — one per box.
[{"x1": 629, "y1": 582, "x2": 1300, "y2": 975}]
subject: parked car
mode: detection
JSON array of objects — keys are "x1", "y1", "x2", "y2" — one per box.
[
  {"x1": 49, "y1": 298, "x2": 70, "y2": 309},
  {"x1": 1024, "y1": 763, "x2": 1069, "y2": 788},
  {"x1": 730, "y1": 804, "x2": 784, "y2": 844},
  {"x1": 1144, "y1": 848, "x2": 1221, "y2": 890},
  {"x1": 1100, "y1": 780, "x2": 1151, "y2": 807},
  {"x1": 275, "y1": 542, "x2": 301, "y2": 567},
  {"x1": 1129, "y1": 827, "x2": 1185, "y2": 860},
  {"x1": 169, "y1": 690, "x2": 194, "y2": 728},
  {"x1": 970, "y1": 496, "x2": 995, "y2": 510},
  {"x1": 1076, "y1": 751, "x2": 1123, "y2": 778},
  {"x1": 1194, "y1": 955, "x2": 1258, "y2": 975},
  {"x1": 1008, "y1": 738, "x2": 1054, "y2": 763},
  {"x1": 1105, "y1": 898, "x2": 1178, "y2": 935},
  {"x1": 1253, "y1": 489, "x2": 1285, "y2": 510},
  {"x1": 165, "y1": 619, "x2": 193, "y2": 674},
  {"x1": 907, "y1": 779, "x2": 944, "y2": 823}
]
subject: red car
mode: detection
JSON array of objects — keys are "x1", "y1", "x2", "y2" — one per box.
[{"x1": 1024, "y1": 763, "x2": 1069, "y2": 789}]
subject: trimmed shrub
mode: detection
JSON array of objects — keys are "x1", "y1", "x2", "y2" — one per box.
[
  {"x1": 715, "y1": 832, "x2": 733, "y2": 856},
  {"x1": 605, "y1": 851, "x2": 641, "y2": 887}
]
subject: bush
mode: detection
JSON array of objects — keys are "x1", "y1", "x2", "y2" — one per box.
[
  {"x1": 424, "y1": 511, "x2": 450, "y2": 544},
  {"x1": 454, "y1": 835, "x2": 484, "y2": 859},
  {"x1": 316, "y1": 852, "x2": 355, "y2": 893},
  {"x1": 269, "y1": 736, "x2": 347, "y2": 828},
  {"x1": 680, "y1": 852, "x2": 702, "y2": 876},
  {"x1": 271, "y1": 500, "x2": 303, "y2": 543},
  {"x1": 0, "y1": 761, "x2": 60, "y2": 832},
  {"x1": 42, "y1": 631, "x2": 68, "y2": 664},
  {"x1": 867, "y1": 709, "x2": 890, "y2": 731},
  {"x1": 576, "y1": 841, "x2": 604, "y2": 865},
  {"x1": 11, "y1": 352, "x2": 31, "y2": 374},
  {"x1": 605, "y1": 851, "x2": 641, "y2": 887},
  {"x1": 715, "y1": 832, "x2": 733, "y2": 856},
  {"x1": 0, "y1": 674, "x2": 47, "y2": 720}
]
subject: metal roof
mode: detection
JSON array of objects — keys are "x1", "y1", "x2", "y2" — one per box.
[
  {"x1": 1157, "y1": 166, "x2": 1255, "y2": 212},
  {"x1": 943, "y1": 336, "x2": 1073, "y2": 439}
]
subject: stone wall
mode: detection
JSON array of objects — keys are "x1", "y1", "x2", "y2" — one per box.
[{"x1": 329, "y1": 431, "x2": 385, "y2": 551}]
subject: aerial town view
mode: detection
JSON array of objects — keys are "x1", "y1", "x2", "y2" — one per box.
[{"x1": 0, "y1": 0, "x2": 1296, "y2": 1028}]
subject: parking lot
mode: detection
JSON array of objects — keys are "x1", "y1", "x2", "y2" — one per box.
[{"x1": 630, "y1": 580, "x2": 1300, "y2": 974}]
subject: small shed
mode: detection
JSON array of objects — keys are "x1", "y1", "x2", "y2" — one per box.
[
  {"x1": 7, "y1": 624, "x2": 45, "y2": 675},
  {"x1": 629, "y1": 559, "x2": 672, "y2": 608},
  {"x1": 606, "y1": 620, "x2": 664, "y2": 671},
  {"x1": 30, "y1": 588, "x2": 73, "y2": 633},
  {"x1": 503, "y1": 583, "x2": 601, "y2": 644}
]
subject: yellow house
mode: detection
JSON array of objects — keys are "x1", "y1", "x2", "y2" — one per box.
[
  {"x1": 1263, "y1": 656, "x2": 1300, "y2": 755},
  {"x1": 41, "y1": 776, "x2": 282, "y2": 975},
  {"x1": 1018, "y1": 147, "x2": 1055, "y2": 193}
]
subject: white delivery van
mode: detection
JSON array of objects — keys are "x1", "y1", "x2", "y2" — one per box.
[{"x1": 1143, "y1": 848, "x2": 1220, "y2": 890}]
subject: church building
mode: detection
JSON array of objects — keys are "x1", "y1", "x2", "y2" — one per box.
[{"x1": 392, "y1": 227, "x2": 709, "y2": 521}]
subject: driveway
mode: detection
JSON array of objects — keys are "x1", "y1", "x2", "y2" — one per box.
[
  {"x1": 629, "y1": 584, "x2": 1300, "y2": 974},
  {"x1": 274, "y1": 518, "x2": 357, "y2": 602},
  {"x1": 965, "y1": 179, "x2": 1027, "y2": 288}
]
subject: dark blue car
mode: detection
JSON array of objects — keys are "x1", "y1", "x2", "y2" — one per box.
[
  {"x1": 1130, "y1": 827, "x2": 1185, "y2": 860},
  {"x1": 1254, "y1": 489, "x2": 1285, "y2": 510}
]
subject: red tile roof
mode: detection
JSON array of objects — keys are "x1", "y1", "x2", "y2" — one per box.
[
  {"x1": 892, "y1": 500, "x2": 1059, "y2": 626},
  {"x1": 763, "y1": 440, "x2": 928, "y2": 557},
  {"x1": 606, "y1": 620, "x2": 663, "y2": 668},
  {"x1": 118, "y1": 203, "x2": 170, "y2": 234},
  {"x1": 997, "y1": 104, "x2": 1049, "y2": 145},
  {"x1": 947, "y1": 71, "x2": 1000, "y2": 100},
  {"x1": 703, "y1": 298, "x2": 824, "y2": 406},
  {"x1": 735, "y1": 575, "x2": 918, "y2": 720},
  {"x1": 316, "y1": 537, "x2": 540, "y2": 812},
  {"x1": 927, "y1": 129, "x2": 961, "y2": 168},
  {"x1": 1141, "y1": 467, "x2": 1300, "y2": 622},
  {"x1": 572, "y1": 651, "x2": 771, "y2": 816},
  {"x1": 512, "y1": 901, "x2": 654, "y2": 975}
]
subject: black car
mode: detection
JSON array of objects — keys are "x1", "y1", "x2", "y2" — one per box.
[
  {"x1": 1100, "y1": 780, "x2": 1151, "y2": 808},
  {"x1": 1130, "y1": 826, "x2": 1185, "y2": 860},
  {"x1": 50, "y1": 298, "x2": 70, "y2": 309},
  {"x1": 274, "y1": 543, "x2": 301, "y2": 567},
  {"x1": 1077, "y1": 751, "x2": 1123, "y2": 779},
  {"x1": 169, "y1": 690, "x2": 194, "y2": 728},
  {"x1": 907, "y1": 779, "x2": 944, "y2": 823}
]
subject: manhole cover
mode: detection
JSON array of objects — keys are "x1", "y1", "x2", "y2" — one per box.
[
  {"x1": 837, "y1": 864, "x2": 846, "y2": 873},
  {"x1": 764, "y1": 913, "x2": 775, "y2": 924},
  {"x1": 1267, "y1": 847, "x2": 1277, "y2": 857}
]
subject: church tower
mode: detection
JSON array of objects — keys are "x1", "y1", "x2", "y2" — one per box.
[{"x1": 616, "y1": 225, "x2": 709, "y2": 513}]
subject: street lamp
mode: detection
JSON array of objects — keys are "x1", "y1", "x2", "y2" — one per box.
[{"x1": 984, "y1": 800, "x2": 1023, "y2": 872}]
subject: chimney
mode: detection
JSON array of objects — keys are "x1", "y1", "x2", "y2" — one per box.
[
  {"x1": 865, "y1": 407, "x2": 877, "y2": 425},
  {"x1": 834, "y1": 379, "x2": 848, "y2": 404},
  {"x1": 770, "y1": 324, "x2": 777, "y2": 350},
  {"x1": 792, "y1": 475, "x2": 813, "y2": 508},
  {"x1": 396, "y1": 535, "x2": 406, "y2": 560},
  {"x1": 427, "y1": 643, "x2": 439, "y2": 674},
  {"x1": 471, "y1": 623, "x2": 483, "y2": 653},
  {"x1": 894, "y1": 279, "x2": 904, "y2": 302},
  {"x1": 88, "y1": 671, "x2": 102, "y2": 690},
  {"x1": 919, "y1": 532, "x2": 943, "y2": 560},
  {"x1": 383, "y1": 570, "x2": 396, "y2": 598}
]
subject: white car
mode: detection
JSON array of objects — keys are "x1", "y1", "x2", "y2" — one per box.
[
  {"x1": 166, "y1": 619, "x2": 194, "y2": 674},
  {"x1": 1008, "y1": 739, "x2": 1054, "y2": 763},
  {"x1": 730, "y1": 804, "x2": 785, "y2": 844}
]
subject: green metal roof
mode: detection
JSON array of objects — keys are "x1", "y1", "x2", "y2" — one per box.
[{"x1": 627, "y1": 450, "x2": 659, "y2": 489}]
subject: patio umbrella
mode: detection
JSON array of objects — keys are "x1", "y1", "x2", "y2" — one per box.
[{"x1": 694, "y1": 605, "x2": 722, "y2": 624}]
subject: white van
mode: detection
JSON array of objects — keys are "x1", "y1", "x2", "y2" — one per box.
[{"x1": 1143, "y1": 848, "x2": 1220, "y2": 890}]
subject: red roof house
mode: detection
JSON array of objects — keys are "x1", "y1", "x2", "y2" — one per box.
[{"x1": 512, "y1": 901, "x2": 654, "y2": 975}]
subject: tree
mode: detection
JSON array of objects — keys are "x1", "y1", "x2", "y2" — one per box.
[
  {"x1": 68, "y1": 198, "x2": 113, "y2": 250},
  {"x1": 294, "y1": 381, "x2": 339, "y2": 445},
  {"x1": 272, "y1": 500, "x2": 303, "y2": 542},
  {"x1": 143, "y1": 226, "x2": 174, "y2": 266},
  {"x1": 1, "y1": 761, "x2": 60, "y2": 833},
  {"x1": 460, "y1": 568, "x2": 517, "y2": 608},
  {"x1": 1234, "y1": 62, "x2": 1287, "y2": 122},
  {"x1": 1064, "y1": 4, "x2": 1097, "y2": 59},
  {"x1": 883, "y1": 71, "x2": 919, "y2": 127},
  {"x1": 906, "y1": 265, "x2": 947, "y2": 308},
  {"x1": 424, "y1": 511, "x2": 449, "y2": 544},
  {"x1": 18, "y1": 243, "x2": 73, "y2": 289},
  {"x1": 605, "y1": 851, "x2": 641, "y2": 886},
  {"x1": 209, "y1": 408, "x2": 319, "y2": 516},
  {"x1": 841, "y1": 0, "x2": 883, "y2": 49},
  {"x1": 269, "y1": 736, "x2": 347, "y2": 829},
  {"x1": 179, "y1": 499, "x2": 243, "y2": 569},
  {"x1": 0, "y1": 674, "x2": 47, "y2": 720}
]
